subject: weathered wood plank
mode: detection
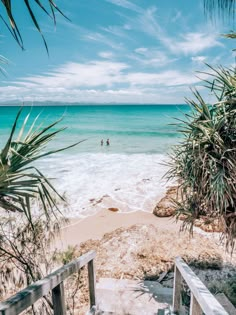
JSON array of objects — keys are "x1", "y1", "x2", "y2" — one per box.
[
  {"x1": 0, "y1": 250, "x2": 96, "y2": 315},
  {"x1": 175, "y1": 257, "x2": 229, "y2": 315},
  {"x1": 173, "y1": 264, "x2": 182, "y2": 314},
  {"x1": 190, "y1": 293, "x2": 202, "y2": 315},
  {"x1": 215, "y1": 293, "x2": 236, "y2": 315},
  {"x1": 52, "y1": 282, "x2": 66, "y2": 315},
  {"x1": 88, "y1": 259, "x2": 96, "y2": 308}
]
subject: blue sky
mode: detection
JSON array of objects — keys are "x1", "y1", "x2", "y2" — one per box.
[{"x1": 0, "y1": 0, "x2": 235, "y2": 104}]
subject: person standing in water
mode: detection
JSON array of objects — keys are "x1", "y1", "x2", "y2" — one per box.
[
  {"x1": 101, "y1": 139, "x2": 104, "y2": 146},
  {"x1": 106, "y1": 139, "x2": 110, "y2": 146}
]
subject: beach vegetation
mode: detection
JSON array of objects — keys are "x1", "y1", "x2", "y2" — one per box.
[
  {"x1": 0, "y1": 109, "x2": 82, "y2": 311},
  {"x1": 0, "y1": 108, "x2": 80, "y2": 220},
  {"x1": 53, "y1": 245, "x2": 79, "y2": 265},
  {"x1": 0, "y1": 0, "x2": 67, "y2": 53},
  {"x1": 204, "y1": 0, "x2": 236, "y2": 18},
  {"x1": 208, "y1": 276, "x2": 236, "y2": 306},
  {"x1": 0, "y1": 2, "x2": 74, "y2": 311},
  {"x1": 204, "y1": 0, "x2": 236, "y2": 38},
  {"x1": 167, "y1": 64, "x2": 236, "y2": 251}
]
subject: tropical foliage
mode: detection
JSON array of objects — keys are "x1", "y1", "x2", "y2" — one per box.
[
  {"x1": 0, "y1": 109, "x2": 81, "y2": 224},
  {"x1": 0, "y1": 2, "x2": 73, "y2": 310},
  {"x1": 0, "y1": 0, "x2": 67, "y2": 52},
  {"x1": 167, "y1": 65, "x2": 236, "y2": 250},
  {"x1": 204, "y1": 0, "x2": 236, "y2": 18},
  {"x1": 204, "y1": 0, "x2": 236, "y2": 38},
  {"x1": 0, "y1": 109, "x2": 82, "y2": 312}
]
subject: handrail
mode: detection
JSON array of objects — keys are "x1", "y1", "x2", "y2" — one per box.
[
  {"x1": 173, "y1": 256, "x2": 229, "y2": 315},
  {"x1": 0, "y1": 250, "x2": 96, "y2": 315}
]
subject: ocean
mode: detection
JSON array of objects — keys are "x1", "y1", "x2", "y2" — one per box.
[{"x1": 0, "y1": 105, "x2": 189, "y2": 218}]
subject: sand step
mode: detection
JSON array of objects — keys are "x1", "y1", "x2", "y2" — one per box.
[{"x1": 94, "y1": 278, "x2": 173, "y2": 315}]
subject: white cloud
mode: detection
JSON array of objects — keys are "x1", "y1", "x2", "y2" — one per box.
[
  {"x1": 133, "y1": 47, "x2": 177, "y2": 67},
  {"x1": 13, "y1": 61, "x2": 199, "y2": 89},
  {"x1": 123, "y1": 24, "x2": 132, "y2": 30},
  {"x1": 0, "y1": 60, "x2": 201, "y2": 104},
  {"x1": 98, "y1": 51, "x2": 114, "y2": 59},
  {"x1": 126, "y1": 70, "x2": 198, "y2": 86},
  {"x1": 135, "y1": 47, "x2": 148, "y2": 54},
  {"x1": 191, "y1": 56, "x2": 207, "y2": 63},
  {"x1": 165, "y1": 32, "x2": 223, "y2": 55},
  {"x1": 136, "y1": 6, "x2": 162, "y2": 39},
  {"x1": 0, "y1": 85, "x2": 190, "y2": 104},
  {"x1": 83, "y1": 32, "x2": 123, "y2": 50},
  {"x1": 100, "y1": 25, "x2": 131, "y2": 39},
  {"x1": 171, "y1": 10, "x2": 182, "y2": 23},
  {"x1": 125, "y1": 6, "x2": 223, "y2": 55},
  {"x1": 105, "y1": 0, "x2": 142, "y2": 13},
  {"x1": 19, "y1": 61, "x2": 128, "y2": 88}
]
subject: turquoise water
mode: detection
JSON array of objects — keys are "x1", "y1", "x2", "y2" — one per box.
[
  {"x1": 0, "y1": 105, "x2": 188, "y2": 154},
  {"x1": 0, "y1": 105, "x2": 189, "y2": 217}
]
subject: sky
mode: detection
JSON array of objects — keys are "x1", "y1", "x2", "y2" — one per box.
[{"x1": 0, "y1": 0, "x2": 236, "y2": 104}]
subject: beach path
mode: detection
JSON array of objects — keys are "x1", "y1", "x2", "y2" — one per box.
[{"x1": 58, "y1": 210, "x2": 182, "y2": 248}]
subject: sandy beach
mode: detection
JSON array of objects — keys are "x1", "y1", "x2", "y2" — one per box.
[
  {"x1": 59, "y1": 209, "x2": 183, "y2": 248},
  {"x1": 57, "y1": 207, "x2": 236, "y2": 264},
  {"x1": 56, "y1": 209, "x2": 236, "y2": 315}
]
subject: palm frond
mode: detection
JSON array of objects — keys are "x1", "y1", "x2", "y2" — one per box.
[
  {"x1": 204, "y1": 0, "x2": 236, "y2": 19},
  {"x1": 168, "y1": 64, "x2": 236, "y2": 250},
  {"x1": 0, "y1": 109, "x2": 82, "y2": 224},
  {"x1": 223, "y1": 31, "x2": 236, "y2": 38},
  {"x1": 0, "y1": 0, "x2": 69, "y2": 52}
]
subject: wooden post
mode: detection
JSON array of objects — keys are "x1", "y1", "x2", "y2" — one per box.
[
  {"x1": 88, "y1": 259, "x2": 96, "y2": 308},
  {"x1": 190, "y1": 293, "x2": 202, "y2": 315},
  {"x1": 173, "y1": 265, "x2": 182, "y2": 314},
  {"x1": 52, "y1": 282, "x2": 66, "y2": 315}
]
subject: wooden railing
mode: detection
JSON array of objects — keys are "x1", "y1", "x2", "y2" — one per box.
[
  {"x1": 173, "y1": 257, "x2": 229, "y2": 315},
  {"x1": 0, "y1": 250, "x2": 96, "y2": 315}
]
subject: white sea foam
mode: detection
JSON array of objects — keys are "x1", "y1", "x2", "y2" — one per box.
[{"x1": 38, "y1": 153, "x2": 173, "y2": 218}]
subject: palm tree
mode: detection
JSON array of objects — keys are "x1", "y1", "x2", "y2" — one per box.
[
  {"x1": 0, "y1": 109, "x2": 83, "y2": 309},
  {"x1": 167, "y1": 64, "x2": 236, "y2": 251},
  {"x1": 204, "y1": 0, "x2": 236, "y2": 38},
  {"x1": 204, "y1": 0, "x2": 236, "y2": 16},
  {"x1": 0, "y1": 109, "x2": 82, "y2": 223},
  {"x1": 0, "y1": 3, "x2": 75, "y2": 305},
  {"x1": 0, "y1": 0, "x2": 67, "y2": 52}
]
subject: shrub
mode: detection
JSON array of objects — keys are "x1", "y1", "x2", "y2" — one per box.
[{"x1": 167, "y1": 65, "x2": 236, "y2": 251}]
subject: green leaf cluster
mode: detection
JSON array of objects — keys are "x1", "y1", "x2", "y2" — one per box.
[
  {"x1": 0, "y1": 109, "x2": 82, "y2": 224},
  {"x1": 0, "y1": 0, "x2": 68, "y2": 53},
  {"x1": 204, "y1": 0, "x2": 236, "y2": 20},
  {"x1": 167, "y1": 65, "x2": 236, "y2": 250}
]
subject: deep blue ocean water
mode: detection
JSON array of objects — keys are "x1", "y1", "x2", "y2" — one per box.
[{"x1": 0, "y1": 105, "x2": 189, "y2": 217}]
